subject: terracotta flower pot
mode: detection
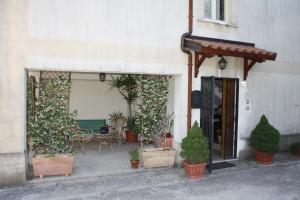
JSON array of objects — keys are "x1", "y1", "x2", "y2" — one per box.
[
  {"x1": 130, "y1": 160, "x2": 139, "y2": 169},
  {"x1": 126, "y1": 131, "x2": 138, "y2": 143},
  {"x1": 166, "y1": 132, "x2": 172, "y2": 138},
  {"x1": 159, "y1": 137, "x2": 174, "y2": 148},
  {"x1": 183, "y1": 160, "x2": 206, "y2": 179},
  {"x1": 32, "y1": 154, "x2": 74, "y2": 178},
  {"x1": 255, "y1": 150, "x2": 274, "y2": 164}
]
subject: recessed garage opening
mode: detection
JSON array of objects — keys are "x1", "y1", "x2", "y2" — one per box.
[{"x1": 26, "y1": 70, "x2": 176, "y2": 180}]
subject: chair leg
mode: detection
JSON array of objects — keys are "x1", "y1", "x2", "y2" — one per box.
[
  {"x1": 82, "y1": 141, "x2": 85, "y2": 153},
  {"x1": 98, "y1": 142, "x2": 101, "y2": 152}
]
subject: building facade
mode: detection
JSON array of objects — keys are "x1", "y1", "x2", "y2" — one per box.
[{"x1": 0, "y1": 0, "x2": 300, "y2": 185}]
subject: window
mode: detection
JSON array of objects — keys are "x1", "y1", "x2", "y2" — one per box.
[{"x1": 204, "y1": 0, "x2": 225, "y2": 21}]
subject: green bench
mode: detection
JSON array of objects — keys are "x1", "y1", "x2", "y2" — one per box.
[
  {"x1": 76, "y1": 119, "x2": 107, "y2": 134},
  {"x1": 72, "y1": 119, "x2": 107, "y2": 152}
]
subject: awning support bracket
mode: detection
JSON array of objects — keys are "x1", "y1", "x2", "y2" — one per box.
[
  {"x1": 195, "y1": 53, "x2": 206, "y2": 78},
  {"x1": 244, "y1": 58, "x2": 257, "y2": 80},
  {"x1": 194, "y1": 53, "x2": 214, "y2": 78}
]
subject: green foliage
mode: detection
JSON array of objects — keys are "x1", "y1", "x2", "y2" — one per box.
[
  {"x1": 28, "y1": 76, "x2": 78, "y2": 154},
  {"x1": 108, "y1": 74, "x2": 138, "y2": 118},
  {"x1": 250, "y1": 115, "x2": 280, "y2": 154},
  {"x1": 290, "y1": 142, "x2": 300, "y2": 154},
  {"x1": 109, "y1": 111, "x2": 126, "y2": 125},
  {"x1": 135, "y1": 75, "x2": 169, "y2": 143},
  {"x1": 180, "y1": 122, "x2": 209, "y2": 164},
  {"x1": 129, "y1": 149, "x2": 139, "y2": 161},
  {"x1": 127, "y1": 117, "x2": 140, "y2": 134}
]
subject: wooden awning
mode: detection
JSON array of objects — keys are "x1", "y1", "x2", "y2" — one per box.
[{"x1": 183, "y1": 36, "x2": 277, "y2": 80}]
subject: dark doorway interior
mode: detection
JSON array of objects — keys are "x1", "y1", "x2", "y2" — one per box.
[{"x1": 200, "y1": 77, "x2": 239, "y2": 172}]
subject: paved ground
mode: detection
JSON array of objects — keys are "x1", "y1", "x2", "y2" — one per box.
[
  {"x1": 27, "y1": 143, "x2": 142, "y2": 182},
  {"x1": 1, "y1": 161, "x2": 300, "y2": 200}
]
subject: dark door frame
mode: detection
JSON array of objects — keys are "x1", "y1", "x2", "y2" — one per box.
[{"x1": 200, "y1": 76, "x2": 239, "y2": 173}]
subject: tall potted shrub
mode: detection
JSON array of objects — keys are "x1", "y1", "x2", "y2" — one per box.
[
  {"x1": 250, "y1": 115, "x2": 280, "y2": 164},
  {"x1": 180, "y1": 122, "x2": 209, "y2": 179},
  {"x1": 28, "y1": 76, "x2": 78, "y2": 178}
]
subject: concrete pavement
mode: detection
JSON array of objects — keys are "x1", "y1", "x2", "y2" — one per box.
[{"x1": 1, "y1": 161, "x2": 300, "y2": 200}]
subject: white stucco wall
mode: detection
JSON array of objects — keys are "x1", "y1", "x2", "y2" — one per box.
[
  {"x1": 69, "y1": 73, "x2": 128, "y2": 121},
  {"x1": 192, "y1": 0, "x2": 300, "y2": 158},
  {"x1": 0, "y1": 0, "x2": 27, "y2": 185},
  {"x1": 69, "y1": 73, "x2": 176, "y2": 125},
  {"x1": 2, "y1": 0, "x2": 300, "y2": 185},
  {"x1": 237, "y1": 0, "x2": 300, "y2": 137}
]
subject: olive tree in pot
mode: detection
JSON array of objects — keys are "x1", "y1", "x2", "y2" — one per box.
[
  {"x1": 28, "y1": 76, "x2": 78, "y2": 178},
  {"x1": 180, "y1": 121, "x2": 209, "y2": 179},
  {"x1": 250, "y1": 115, "x2": 280, "y2": 164}
]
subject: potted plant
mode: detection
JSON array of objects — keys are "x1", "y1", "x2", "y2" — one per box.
[
  {"x1": 163, "y1": 118, "x2": 174, "y2": 148},
  {"x1": 180, "y1": 121, "x2": 209, "y2": 179},
  {"x1": 109, "y1": 111, "x2": 126, "y2": 132},
  {"x1": 290, "y1": 142, "x2": 300, "y2": 157},
  {"x1": 250, "y1": 115, "x2": 280, "y2": 164},
  {"x1": 108, "y1": 74, "x2": 138, "y2": 119},
  {"x1": 28, "y1": 76, "x2": 78, "y2": 178},
  {"x1": 126, "y1": 117, "x2": 139, "y2": 143},
  {"x1": 129, "y1": 149, "x2": 140, "y2": 169}
]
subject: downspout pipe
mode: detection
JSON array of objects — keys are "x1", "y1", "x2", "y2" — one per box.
[{"x1": 181, "y1": 0, "x2": 193, "y2": 130}]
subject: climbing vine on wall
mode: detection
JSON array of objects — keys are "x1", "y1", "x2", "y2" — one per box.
[
  {"x1": 28, "y1": 76, "x2": 78, "y2": 154},
  {"x1": 135, "y1": 75, "x2": 169, "y2": 143}
]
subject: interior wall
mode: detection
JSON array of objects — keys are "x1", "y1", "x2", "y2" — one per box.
[
  {"x1": 69, "y1": 73, "x2": 128, "y2": 121},
  {"x1": 167, "y1": 76, "x2": 175, "y2": 131}
]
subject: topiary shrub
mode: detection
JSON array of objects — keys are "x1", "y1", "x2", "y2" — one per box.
[
  {"x1": 250, "y1": 115, "x2": 280, "y2": 155},
  {"x1": 180, "y1": 121, "x2": 209, "y2": 164}
]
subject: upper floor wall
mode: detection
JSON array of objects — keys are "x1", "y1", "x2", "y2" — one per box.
[
  {"x1": 28, "y1": 0, "x2": 188, "y2": 67},
  {"x1": 238, "y1": 0, "x2": 300, "y2": 63},
  {"x1": 194, "y1": 0, "x2": 300, "y2": 63}
]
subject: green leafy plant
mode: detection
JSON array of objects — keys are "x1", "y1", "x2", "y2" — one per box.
[
  {"x1": 167, "y1": 118, "x2": 174, "y2": 133},
  {"x1": 290, "y1": 142, "x2": 300, "y2": 154},
  {"x1": 250, "y1": 115, "x2": 280, "y2": 154},
  {"x1": 108, "y1": 74, "x2": 138, "y2": 119},
  {"x1": 28, "y1": 76, "x2": 78, "y2": 154},
  {"x1": 109, "y1": 111, "x2": 126, "y2": 125},
  {"x1": 127, "y1": 117, "x2": 140, "y2": 134},
  {"x1": 129, "y1": 149, "x2": 139, "y2": 161},
  {"x1": 135, "y1": 75, "x2": 169, "y2": 143},
  {"x1": 180, "y1": 121, "x2": 209, "y2": 164},
  {"x1": 26, "y1": 75, "x2": 37, "y2": 150}
]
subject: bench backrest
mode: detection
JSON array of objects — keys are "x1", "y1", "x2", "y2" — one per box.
[{"x1": 76, "y1": 119, "x2": 106, "y2": 133}]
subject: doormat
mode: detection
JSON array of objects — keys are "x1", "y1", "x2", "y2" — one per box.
[{"x1": 211, "y1": 162, "x2": 236, "y2": 170}]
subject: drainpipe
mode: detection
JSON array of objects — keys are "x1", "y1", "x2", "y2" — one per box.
[{"x1": 181, "y1": 0, "x2": 193, "y2": 130}]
